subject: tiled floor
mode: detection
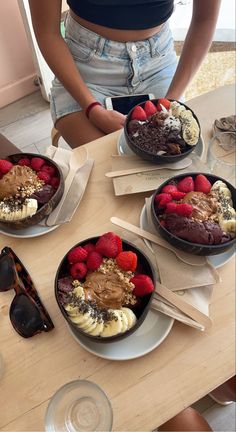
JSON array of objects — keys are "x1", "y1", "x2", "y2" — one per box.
[{"x1": 0, "y1": 47, "x2": 235, "y2": 432}]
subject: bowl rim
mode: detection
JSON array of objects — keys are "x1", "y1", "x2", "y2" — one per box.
[
  {"x1": 124, "y1": 98, "x2": 201, "y2": 160},
  {"x1": 151, "y1": 172, "x2": 236, "y2": 251},
  {"x1": 54, "y1": 236, "x2": 156, "y2": 343},
  {"x1": 0, "y1": 152, "x2": 64, "y2": 224}
]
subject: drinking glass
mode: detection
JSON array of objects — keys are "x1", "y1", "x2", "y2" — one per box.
[
  {"x1": 207, "y1": 131, "x2": 236, "y2": 185},
  {"x1": 45, "y1": 380, "x2": 113, "y2": 432}
]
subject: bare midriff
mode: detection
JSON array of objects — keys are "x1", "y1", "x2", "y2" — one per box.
[{"x1": 70, "y1": 10, "x2": 164, "y2": 42}]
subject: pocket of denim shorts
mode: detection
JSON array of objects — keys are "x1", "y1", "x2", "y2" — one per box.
[
  {"x1": 66, "y1": 36, "x2": 95, "y2": 63},
  {"x1": 152, "y1": 27, "x2": 174, "y2": 58}
]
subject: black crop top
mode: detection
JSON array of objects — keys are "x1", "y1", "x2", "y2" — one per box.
[{"x1": 67, "y1": 0, "x2": 174, "y2": 30}]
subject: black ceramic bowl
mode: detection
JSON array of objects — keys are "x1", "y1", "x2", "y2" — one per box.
[
  {"x1": 151, "y1": 173, "x2": 236, "y2": 256},
  {"x1": 124, "y1": 99, "x2": 201, "y2": 164},
  {"x1": 55, "y1": 236, "x2": 156, "y2": 343},
  {"x1": 0, "y1": 153, "x2": 64, "y2": 230}
]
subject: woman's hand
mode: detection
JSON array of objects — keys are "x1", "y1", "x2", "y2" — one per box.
[{"x1": 89, "y1": 106, "x2": 126, "y2": 134}]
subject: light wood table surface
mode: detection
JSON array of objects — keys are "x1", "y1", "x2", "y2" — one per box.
[{"x1": 0, "y1": 85, "x2": 235, "y2": 431}]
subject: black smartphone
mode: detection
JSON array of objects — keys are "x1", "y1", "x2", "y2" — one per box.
[{"x1": 105, "y1": 94, "x2": 155, "y2": 115}]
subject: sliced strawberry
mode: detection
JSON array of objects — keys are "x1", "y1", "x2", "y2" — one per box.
[
  {"x1": 162, "y1": 184, "x2": 178, "y2": 194},
  {"x1": 175, "y1": 203, "x2": 193, "y2": 217},
  {"x1": 177, "y1": 176, "x2": 194, "y2": 193},
  {"x1": 171, "y1": 191, "x2": 186, "y2": 200},
  {"x1": 116, "y1": 251, "x2": 137, "y2": 272},
  {"x1": 130, "y1": 106, "x2": 147, "y2": 121},
  {"x1": 143, "y1": 100, "x2": 157, "y2": 118},
  {"x1": 165, "y1": 202, "x2": 178, "y2": 214},
  {"x1": 131, "y1": 274, "x2": 155, "y2": 297},
  {"x1": 157, "y1": 98, "x2": 170, "y2": 111},
  {"x1": 194, "y1": 174, "x2": 212, "y2": 194}
]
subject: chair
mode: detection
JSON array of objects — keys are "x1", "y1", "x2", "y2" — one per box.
[{"x1": 51, "y1": 127, "x2": 61, "y2": 147}]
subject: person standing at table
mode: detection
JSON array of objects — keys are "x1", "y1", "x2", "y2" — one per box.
[{"x1": 28, "y1": 0, "x2": 221, "y2": 147}]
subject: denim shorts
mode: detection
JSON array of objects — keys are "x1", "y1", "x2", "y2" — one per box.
[{"x1": 50, "y1": 13, "x2": 177, "y2": 124}]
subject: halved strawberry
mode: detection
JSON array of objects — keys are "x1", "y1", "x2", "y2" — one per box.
[
  {"x1": 155, "y1": 193, "x2": 172, "y2": 208},
  {"x1": 194, "y1": 174, "x2": 212, "y2": 194},
  {"x1": 165, "y1": 202, "x2": 178, "y2": 214},
  {"x1": 171, "y1": 190, "x2": 186, "y2": 200},
  {"x1": 177, "y1": 176, "x2": 194, "y2": 193},
  {"x1": 162, "y1": 184, "x2": 178, "y2": 194},
  {"x1": 130, "y1": 106, "x2": 147, "y2": 121},
  {"x1": 144, "y1": 101, "x2": 157, "y2": 118},
  {"x1": 175, "y1": 203, "x2": 193, "y2": 217},
  {"x1": 157, "y1": 98, "x2": 170, "y2": 111}
]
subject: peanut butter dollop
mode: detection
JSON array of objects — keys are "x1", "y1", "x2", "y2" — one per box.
[
  {"x1": 0, "y1": 165, "x2": 43, "y2": 199},
  {"x1": 182, "y1": 191, "x2": 218, "y2": 222},
  {"x1": 84, "y1": 270, "x2": 129, "y2": 309}
]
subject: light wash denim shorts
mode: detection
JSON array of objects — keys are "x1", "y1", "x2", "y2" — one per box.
[{"x1": 50, "y1": 13, "x2": 177, "y2": 124}]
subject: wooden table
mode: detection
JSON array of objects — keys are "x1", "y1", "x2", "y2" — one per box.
[{"x1": 0, "y1": 85, "x2": 235, "y2": 431}]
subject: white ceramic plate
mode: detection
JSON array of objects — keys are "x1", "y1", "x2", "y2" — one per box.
[
  {"x1": 140, "y1": 204, "x2": 235, "y2": 269},
  {"x1": 68, "y1": 309, "x2": 174, "y2": 361},
  {"x1": 0, "y1": 221, "x2": 59, "y2": 239},
  {"x1": 117, "y1": 129, "x2": 204, "y2": 159}
]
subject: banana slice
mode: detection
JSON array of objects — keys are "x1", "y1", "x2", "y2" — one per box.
[
  {"x1": 101, "y1": 310, "x2": 123, "y2": 337},
  {"x1": 219, "y1": 218, "x2": 236, "y2": 236},
  {"x1": 69, "y1": 311, "x2": 92, "y2": 325},
  {"x1": 116, "y1": 309, "x2": 129, "y2": 333},
  {"x1": 88, "y1": 321, "x2": 104, "y2": 336},
  {"x1": 72, "y1": 286, "x2": 85, "y2": 300},
  {"x1": 121, "y1": 308, "x2": 137, "y2": 330},
  {"x1": 0, "y1": 198, "x2": 38, "y2": 221},
  {"x1": 64, "y1": 304, "x2": 80, "y2": 316}
]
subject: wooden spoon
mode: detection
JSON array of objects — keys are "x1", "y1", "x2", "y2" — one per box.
[
  {"x1": 106, "y1": 158, "x2": 192, "y2": 178},
  {"x1": 110, "y1": 217, "x2": 206, "y2": 266}
]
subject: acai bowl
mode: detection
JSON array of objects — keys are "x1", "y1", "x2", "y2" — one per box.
[
  {"x1": 0, "y1": 153, "x2": 64, "y2": 230},
  {"x1": 151, "y1": 173, "x2": 236, "y2": 255},
  {"x1": 124, "y1": 98, "x2": 201, "y2": 164},
  {"x1": 55, "y1": 232, "x2": 156, "y2": 343}
]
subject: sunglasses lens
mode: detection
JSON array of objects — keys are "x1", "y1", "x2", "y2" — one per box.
[
  {"x1": 0, "y1": 255, "x2": 15, "y2": 291},
  {"x1": 10, "y1": 294, "x2": 45, "y2": 338}
]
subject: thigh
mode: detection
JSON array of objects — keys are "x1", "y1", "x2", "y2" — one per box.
[{"x1": 56, "y1": 111, "x2": 104, "y2": 148}]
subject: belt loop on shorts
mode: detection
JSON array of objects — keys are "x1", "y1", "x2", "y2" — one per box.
[
  {"x1": 95, "y1": 36, "x2": 106, "y2": 56},
  {"x1": 148, "y1": 36, "x2": 156, "y2": 58}
]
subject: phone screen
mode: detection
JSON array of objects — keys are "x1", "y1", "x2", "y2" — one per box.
[{"x1": 110, "y1": 95, "x2": 151, "y2": 115}]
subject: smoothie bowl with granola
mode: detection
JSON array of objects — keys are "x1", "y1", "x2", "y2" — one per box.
[{"x1": 55, "y1": 232, "x2": 155, "y2": 343}]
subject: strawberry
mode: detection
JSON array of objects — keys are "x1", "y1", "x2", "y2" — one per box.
[
  {"x1": 30, "y1": 157, "x2": 45, "y2": 171},
  {"x1": 70, "y1": 262, "x2": 87, "y2": 280},
  {"x1": 87, "y1": 251, "x2": 103, "y2": 271},
  {"x1": 131, "y1": 274, "x2": 155, "y2": 297},
  {"x1": 18, "y1": 158, "x2": 31, "y2": 167},
  {"x1": 165, "y1": 202, "x2": 178, "y2": 214},
  {"x1": 83, "y1": 243, "x2": 96, "y2": 254},
  {"x1": 50, "y1": 176, "x2": 60, "y2": 189},
  {"x1": 0, "y1": 159, "x2": 13, "y2": 174},
  {"x1": 116, "y1": 251, "x2": 137, "y2": 272},
  {"x1": 194, "y1": 174, "x2": 212, "y2": 194},
  {"x1": 177, "y1": 176, "x2": 194, "y2": 193},
  {"x1": 162, "y1": 184, "x2": 178, "y2": 194},
  {"x1": 130, "y1": 106, "x2": 147, "y2": 121},
  {"x1": 95, "y1": 232, "x2": 120, "y2": 258},
  {"x1": 157, "y1": 98, "x2": 170, "y2": 111},
  {"x1": 144, "y1": 101, "x2": 157, "y2": 118},
  {"x1": 175, "y1": 203, "x2": 193, "y2": 217},
  {"x1": 41, "y1": 164, "x2": 56, "y2": 177},
  {"x1": 155, "y1": 193, "x2": 172, "y2": 208},
  {"x1": 171, "y1": 191, "x2": 186, "y2": 200},
  {"x1": 37, "y1": 171, "x2": 51, "y2": 184},
  {"x1": 67, "y1": 246, "x2": 88, "y2": 264}
]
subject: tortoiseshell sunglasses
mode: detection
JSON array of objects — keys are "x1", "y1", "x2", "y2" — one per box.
[{"x1": 0, "y1": 247, "x2": 54, "y2": 338}]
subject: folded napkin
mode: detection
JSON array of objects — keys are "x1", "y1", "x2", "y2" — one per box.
[
  {"x1": 213, "y1": 115, "x2": 236, "y2": 148},
  {"x1": 41, "y1": 145, "x2": 94, "y2": 226},
  {"x1": 119, "y1": 230, "x2": 210, "y2": 331},
  {"x1": 112, "y1": 153, "x2": 210, "y2": 196}
]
